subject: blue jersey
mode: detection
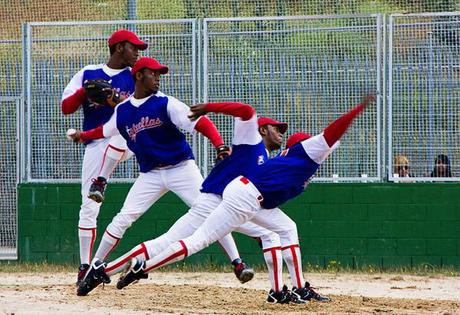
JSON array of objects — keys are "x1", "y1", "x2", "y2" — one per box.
[
  {"x1": 247, "y1": 134, "x2": 336, "y2": 209},
  {"x1": 61, "y1": 64, "x2": 134, "y2": 133},
  {"x1": 201, "y1": 115, "x2": 266, "y2": 196},
  {"x1": 104, "y1": 92, "x2": 197, "y2": 173}
]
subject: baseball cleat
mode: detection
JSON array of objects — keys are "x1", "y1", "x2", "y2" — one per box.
[
  {"x1": 76, "y1": 263, "x2": 90, "y2": 286},
  {"x1": 266, "y1": 285, "x2": 292, "y2": 304},
  {"x1": 116, "y1": 258, "x2": 148, "y2": 289},
  {"x1": 292, "y1": 281, "x2": 331, "y2": 302},
  {"x1": 232, "y1": 259, "x2": 255, "y2": 284},
  {"x1": 88, "y1": 176, "x2": 107, "y2": 203},
  {"x1": 77, "y1": 259, "x2": 111, "y2": 296}
]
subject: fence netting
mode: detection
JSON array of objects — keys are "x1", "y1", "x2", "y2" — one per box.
[
  {"x1": 2, "y1": 1, "x2": 460, "y2": 39},
  {"x1": 203, "y1": 16, "x2": 381, "y2": 180},
  {"x1": 0, "y1": 97, "x2": 18, "y2": 259},
  {"x1": 389, "y1": 13, "x2": 460, "y2": 181}
]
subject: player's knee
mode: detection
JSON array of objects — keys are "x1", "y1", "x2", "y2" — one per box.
[
  {"x1": 79, "y1": 207, "x2": 99, "y2": 227},
  {"x1": 107, "y1": 213, "x2": 138, "y2": 236},
  {"x1": 105, "y1": 145, "x2": 126, "y2": 160},
  {"x1": 119, "y1": 150, "x2": 134, "y2": 162},
  {"x1": 259, "y1": 232, "x2": 281, "y2": 249},
  {"x1": 279, "y1": 223, "x2": 299, "y2": 246}
]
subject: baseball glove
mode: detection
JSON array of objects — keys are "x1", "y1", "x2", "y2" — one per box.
[{"x1": 83, "y1": 79, "x2": 122, "y2": 107}]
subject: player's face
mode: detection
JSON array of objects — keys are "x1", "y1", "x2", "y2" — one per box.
[
  {"x1": 120, "y1": 42, "x2": 140, "y2": 67},
  {"x1": 141, "y1": 68, "x2": 161, "y2": 94},
  {"x1": 261, "y1": 124, "x2": 283, "y2": 151}
]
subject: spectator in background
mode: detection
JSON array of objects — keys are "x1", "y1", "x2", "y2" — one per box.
[
  {"x1": 431, "y1": 154, "x2": 452, "y2": 177},
  {"x1": 394, "y1": 155, "x2": 411, "y2": 178}
]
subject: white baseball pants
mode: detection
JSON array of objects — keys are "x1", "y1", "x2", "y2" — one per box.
[
  {"x1": 78, "y1": 135, "x2": 131, "y2": 228},
  {"x1": 105, "y1": 159, "x2": 203, "y2": 238},
  {"x1": 143, "y1": 192, "x2": 282, "y2": 259}
]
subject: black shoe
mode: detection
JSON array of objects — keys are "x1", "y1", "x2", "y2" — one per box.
[
  {"x1": 116, "y1": 258, "x2": 148, "y2": 289},
  {"x1": 77, "y1": 259, "x2": 111, "y2": 296},
  {"x1": 288, "y1": 289, "x2": 308, "y2": 304},
  {"x1": 266, "y1": 285, "x2": 291, "y2": 304},
  {"x1": 292, "y1": 281, "x2": 331, "y2": 302},
  {"x1": 88, "y1": 176, "x2": 107, "y2": 203},
  {"x1": 76, "y1": 263, "x2": 90, "y2": 286},
  {"x1": 232, "y1": 259, "x2": 255, "y2": 284}
]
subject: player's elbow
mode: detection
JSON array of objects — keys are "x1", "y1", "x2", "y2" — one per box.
[
  {"x1": 241, "y1": 105, "x2": 256, "y2": 120},
  {"x1": 61, "y1": 104, "x2": 72, "y2": 115},
  {"x1": 61, "y1": 100, "x2": 77, "y2": 115}
]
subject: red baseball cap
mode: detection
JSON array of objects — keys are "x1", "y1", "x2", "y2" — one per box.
[
  {"x1": 108, "y1": 29, "x2": 148, "y2": 50},
  {"x1": 131, "y1": 57, "x2": 169, "y2": 76},
  {"x1": 286, "y1": 132, "x2": 312, "y2": 149},
  {"x1": 257, "y1": 117, "x2": 288, "y2": 134}
]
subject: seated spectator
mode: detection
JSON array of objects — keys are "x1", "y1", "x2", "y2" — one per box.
[
  {"x1": 430, "y1": 154, "x2": 452, "y2": 177},
  {"x1": 394, "y1": 155, "x2": 411, "y2": 178}
]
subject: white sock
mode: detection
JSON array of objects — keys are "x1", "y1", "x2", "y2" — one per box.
[
  {"x1": 94, "y1": 230, "x2": 120, "y2": 261},
  {"x1": 263, "y1": 246, "x2": 283, "y2": 292},
  {"x1": 99, "y1": 145, "x2": 125, "y2": 179},
  {"x1": 144, "y1": 240, "x2": 188, "y2": 272},
  {"x1": 78, "y1": 227, "x2": 96, "y2": 265},
  {"x1": 282, "y1": 244, "x2": 305, "y2": 288},
  {"x1": 217, "y1": 233, "x2": 240, "y2": 262},
  {"x1": 105, "y1": 242, "x2": 149, "y2": 276}
]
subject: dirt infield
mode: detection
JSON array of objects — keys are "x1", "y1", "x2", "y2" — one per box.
[{"x1": 1, "y1": 272, "x2": 459, "y2": 314}]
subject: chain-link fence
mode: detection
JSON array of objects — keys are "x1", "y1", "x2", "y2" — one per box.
[
  {"x1": 3, "y1": 1, "x2": 460, "y2": 40},
  {"x1": 203, "y1": 15, "x2": 382, "y2": 180},
  {"x1": 388, "y1": 12, "x2": 460, "y2": 181},
  {"x1": 1, "y1": 4, "x2": 459, "y2": 258},
  {"x1": 23, "y1": 20, "x2": 197, "y2": 182},
  {"x1": 0, "y1": 97, "x2": 19, "y2": 259}
]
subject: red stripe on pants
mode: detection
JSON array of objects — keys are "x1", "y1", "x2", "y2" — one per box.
[
  {"x1": 105, "y1": 247, "x2": 145, "y2": 273},
  {"x1": 145, "y1": 240, "x2": 188, "y2": 273}
]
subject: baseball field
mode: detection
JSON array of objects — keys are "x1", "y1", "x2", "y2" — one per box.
[{"x1": 1, "y1": 270, "x2": 459, "y2": 314}]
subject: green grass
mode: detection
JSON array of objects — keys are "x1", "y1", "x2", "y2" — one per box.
[{"x1": 1, "y1": 260, "x2": 458, "y2": 277}]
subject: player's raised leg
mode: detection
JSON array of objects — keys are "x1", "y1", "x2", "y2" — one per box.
[
  {"x1": 76, "y1": 140, "x2": 108, "y2": 285},
  {"x1": 164, "y1": 159, "x2": 254, "y2": 283},
  {"x1": 88, "y1": 134, "x2": 133, "y2": 203}
]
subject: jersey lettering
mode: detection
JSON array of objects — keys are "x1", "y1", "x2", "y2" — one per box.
[{"x1": 126, "y1": 117, "x2": 163, "y2": 141}]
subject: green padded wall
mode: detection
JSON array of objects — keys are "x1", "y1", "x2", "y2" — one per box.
[{"x1": 17, "y1": 183, "x2": 460, "y2": 268}]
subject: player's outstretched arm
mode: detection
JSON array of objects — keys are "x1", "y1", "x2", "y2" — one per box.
[
  {"x1": 189, "y1": 102, "x2": 255, "y2": 121},
  {"x1": 323, "y1": 93, "x2": 375, "y2": 147},
  {"x1": 65, "y1": 108, "x2": 120, "y2": 143},
  {"x1": 66, "y1": 125, "x2": 104, "y2": 143}
]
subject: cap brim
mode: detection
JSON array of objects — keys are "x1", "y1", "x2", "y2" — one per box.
[
  {"x1": 143, "y1": 65, "x2": 169, "y2": 75},
  {"x1": 130, "y1": 40, "x2": 148, "y2": 50},
  {"x1": 274, "y1": 123, "x2": 288, "y2": 134}
]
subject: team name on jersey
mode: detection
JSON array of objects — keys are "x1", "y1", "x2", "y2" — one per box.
[
  {"x1": 117, "y1": 89, "x2": 131, "y2": 99},
  {"x1": 126, "y1": 116, "x2": 163, "y2": 141}
]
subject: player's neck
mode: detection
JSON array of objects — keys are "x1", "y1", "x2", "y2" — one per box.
[
  {"x1": 106, "y1": 57, "x2": 127, "y2": 70},
  {"x1": 133, "y1": 89, "x2": 151, "y2": 99}
]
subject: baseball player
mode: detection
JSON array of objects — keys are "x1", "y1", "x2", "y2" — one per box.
[
  {"x1": 77, "y1": 102, "x2": 328, "y2": 303},
  {"x1": 68, "y1": 57, "x2": 253, "y2": 289},
  {"x1": 83, "y1": 94, "x2": 374, "y2": 302},
  {"x1": 61, "y1": 29, "x2": 148, "y2": 284}
]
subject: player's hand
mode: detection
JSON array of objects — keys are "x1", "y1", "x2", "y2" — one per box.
[
  {"x1": 66, "y1": 128, "x2": 83, "y2": 143},
  {"x1": 84, "y1": 79, "x2": 115, "y2": 108},
  {"x1": 215, "y1": 144, "x2": 231, "y2": 164},
  {"x1": 188, "y1": 104, "x2": 208, "y2": 121},
  {"x1": 105, "y1": 88, "x2": 124, "y2": 107},
  {"x1": 361, "y1": 93, "x2": 376, "y2": 107}
]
